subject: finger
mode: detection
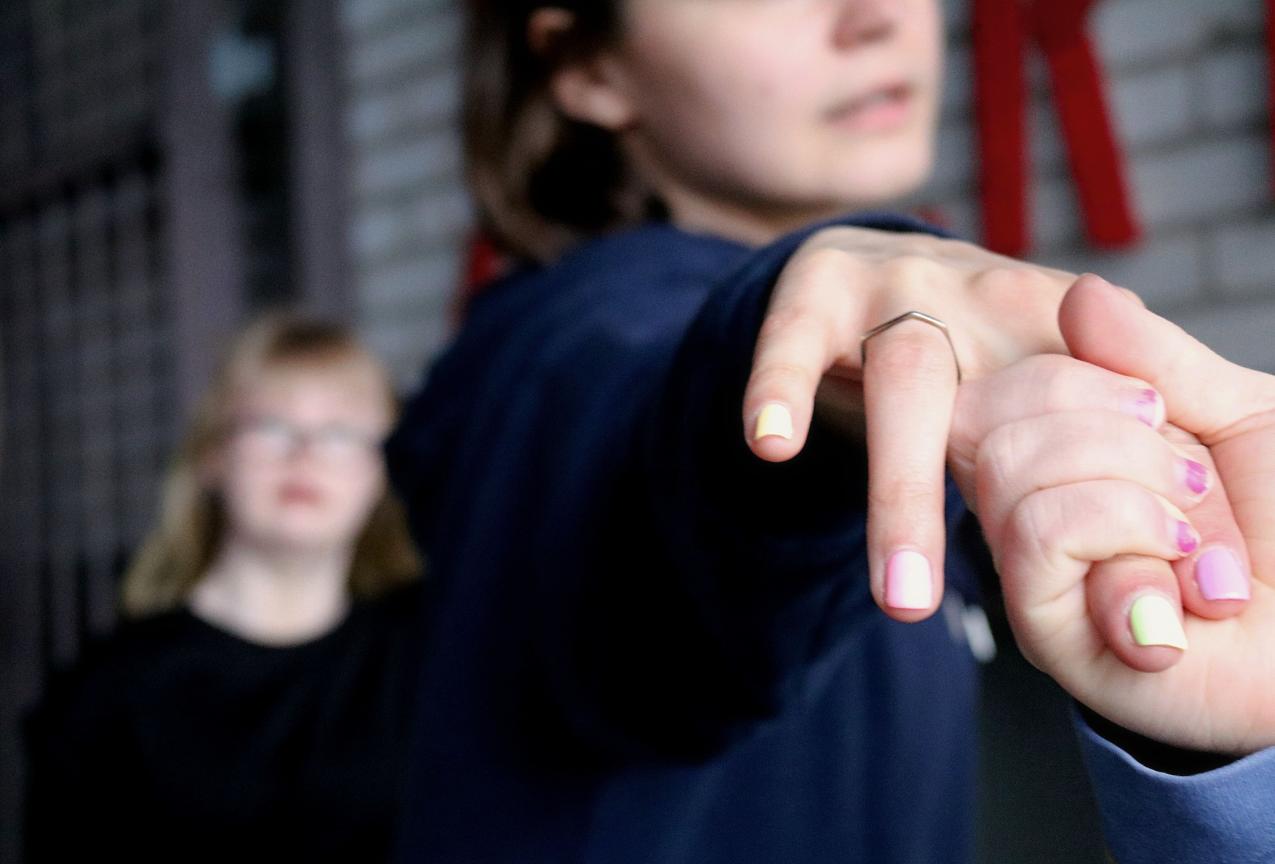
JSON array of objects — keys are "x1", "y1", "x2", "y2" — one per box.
[
  {"x1": 973, "y1": 411, "x2": 1211, "y2": 541},
  {"x1": 1059, "y1": 274, "x2": 1274, "y2": 441},
  {"x1": 1159, "y1": 425, "x2": 1253, "y2": 619},
  {"x1": 1060, "y1": 274, "x2": 1275, "y2": 587},
  {"x1": 998, "y1": 480, "x2": 1196, "y2": 651},
  {"x1": 1087, "y1": 555, "x2": 1188, "y2": 673},
  {"x1": 743, "y1": 250, "x2": 861, "y2": 462},
  {"x1": 951, "y1": 353, "x2": 1165, "y2": 460},
  {"x1": 862, "y1": 316, "x2": 960, "y2": 622}
]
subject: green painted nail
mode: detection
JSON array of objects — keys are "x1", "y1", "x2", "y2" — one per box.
[{"x1": 1129, "y1": 595, "x2": 1188, "y2": 650}]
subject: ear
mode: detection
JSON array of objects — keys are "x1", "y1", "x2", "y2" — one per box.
[{"x1": 528, "y1": 8, "x2": 636, "y2": 131}]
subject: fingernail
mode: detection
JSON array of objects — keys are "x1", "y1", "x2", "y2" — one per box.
[
  {"x1": 1129, "y1": 594, "x2": 1188, "y2": 650},
  {"x1": 1087, "y1": 274, "x2": 1139, "y2": 306},
  {"x1": 885, "y1": 550, "x2": 933, "y2": 610},
  {"x1": 753, "y1": 403, "x2": 793, "y2": 441},
  {"x1": 1121, "y1": 388, "x2": 1164, "y2": 428},
  {"x1": 1176, "y1": 521, "x2": 1199, "y2": 554},
  {"x1": 1196, "y1": 547, "x2": 1250, "y2": 601},
  {"x1": 1160, "y1": 500, "x2": 1199, "y2": 554},
  {"x1": 1177, "y1": 457, "x2": 1210, "y2": 497}
]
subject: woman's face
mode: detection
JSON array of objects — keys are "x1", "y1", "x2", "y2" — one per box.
[
  {"x1": 210, "y1": 367, "x2": 391, "y2": 557},
  {"x1": 597, "y1": 0, "x2": 943, "y2": 241}
]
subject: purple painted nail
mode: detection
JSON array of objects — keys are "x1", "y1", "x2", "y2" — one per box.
[
  {"x1": 1176, "y1": 521, "x2": 1199, "y2": 555},
  {"x1": 1196, "y1": 547, "x2": 1250, "y2": 601},
  {"x1": 1122, "y1": 388, "x2": 1164, "y2": 428},
  {"x1": 1181, "y1": 459, "x2": 1209, "y2": 496}
]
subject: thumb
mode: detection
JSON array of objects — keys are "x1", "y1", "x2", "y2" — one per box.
[{"x1": 1059, "y1": 274, "x2": 1266, "y2": 442}]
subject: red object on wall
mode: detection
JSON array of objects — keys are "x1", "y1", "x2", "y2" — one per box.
[
  {"x1": 453, "y1": 229, "x2": 512, "y2": 325},
  {"x1": 973, "y1": 0, "x2": 1141, "y2": 255}
]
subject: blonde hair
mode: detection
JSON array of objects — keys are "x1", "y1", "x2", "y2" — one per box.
[{"x1": 121, "y1": 314, "x2": 421, "y2": 618}]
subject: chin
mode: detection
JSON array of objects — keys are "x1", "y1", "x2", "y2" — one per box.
[
  {"x1": 253, "y1": 516, "x2": 346, "y2": 554},
  {"x1": 827, "y1": 148, "x2": 933, "y2": 208}
]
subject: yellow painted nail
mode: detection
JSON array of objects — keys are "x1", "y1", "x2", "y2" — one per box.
[
  {"x1": 753, "y1": 403, "x2": 794, "y2": 441},
  {"x1": 1129, "y1": 594, "x2": 1188, "y2": 651}
]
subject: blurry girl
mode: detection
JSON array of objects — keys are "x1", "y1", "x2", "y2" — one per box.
[{"x1": 26, "y1": 316, "x2": 423, "y2": 862}]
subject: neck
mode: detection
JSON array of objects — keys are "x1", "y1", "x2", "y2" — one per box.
[
  {"x1": 189, "y1": 534, "x2": 353, "y2": 646},
  {"x1": 623, "y1": 135, "x2": 853, "y2": 247},
  {"x1": 661, "y1": 186, "x2": 848, "y2": 248}
]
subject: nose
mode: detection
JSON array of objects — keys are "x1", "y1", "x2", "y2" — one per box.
[{"x1": 831, "y1": 0, "x2": 897, "y2": 49}]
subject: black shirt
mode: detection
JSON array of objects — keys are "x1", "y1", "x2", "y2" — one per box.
[{"x1": 24, "y1": 581, "x2": 426, "y2": 863}]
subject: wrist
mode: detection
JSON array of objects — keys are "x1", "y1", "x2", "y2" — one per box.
[{"x1": 1077, "y1": 703, "x2": 1241, "y2": 776}]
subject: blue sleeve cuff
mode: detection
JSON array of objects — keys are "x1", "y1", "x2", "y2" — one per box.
[{"x1": 1074, "y1": 706, "x2": 1275, "y2": 863}]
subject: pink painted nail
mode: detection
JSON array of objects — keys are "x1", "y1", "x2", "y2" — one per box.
[
  {"x1": 1179, "y1": 458, "x2": 1209, "y2": 496},
  {"x1": 1196, "y1": 547, "x2": 1250, "y2": 601},
  {"x1": 1176, "y1": 521, "x2": 1199, "y2": 555},
  {"x1": 885, "y1": 550, "x2": 933, "y2": 610},
  {"x1": 1122, "y1": 388, "x2": 1164, "y2": 428}
]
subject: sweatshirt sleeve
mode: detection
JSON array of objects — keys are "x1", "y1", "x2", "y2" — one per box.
[
  {"x1": 532, "y1": 213, "x2": 969, "y2": 759},
  {"x1": 1074, "y1": 706, "x2": 1275, "y2": 863}
]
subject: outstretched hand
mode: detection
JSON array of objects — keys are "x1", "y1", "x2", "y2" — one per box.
[{"x1": 743, "y1": 227, "x2": 1076, "y2": 622}]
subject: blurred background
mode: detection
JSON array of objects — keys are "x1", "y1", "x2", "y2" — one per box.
[{"x1": 1, "y1": 0, "x2": 1272, "y2": 860}]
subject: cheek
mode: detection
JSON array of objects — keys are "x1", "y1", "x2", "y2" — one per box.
[
  {"x1": 636, "y1": 50, "x2": 808, "y2": 178},
  {"x1": 326, "y1": 463, "x2": 385, "y2": 525},
  {"x1": 218, "y1": 454, "x2": 279, "y2": 518}
]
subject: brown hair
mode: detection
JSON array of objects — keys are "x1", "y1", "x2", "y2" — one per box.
[
  {"x1": 121, "y1": 314, "x2": 422, "y2": 618},
  {"x1": 463, "y1": 0, "x2": 665, "y2": 264}
]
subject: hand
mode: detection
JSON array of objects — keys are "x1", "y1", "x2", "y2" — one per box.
[
  {"x1": 988, "y1": 275, "x2": 1275, "y2": 755},
  {"x1": 743, "y1": 226, "x2": 1084, "y2": 621}
]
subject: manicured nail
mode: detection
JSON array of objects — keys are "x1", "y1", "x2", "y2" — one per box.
[
  {"x1": 1175, "y1": 521, "x2": 1199, "y2": 554},
  {"x1": 1122, "y1": 388, "x2": 1164, "y2": 428},
  {"x1": 885, "y1": 550, "x2": 933, "y2": 610},
  {"x1": 753, "y1": 403, "x2": 793, "y2": 441},
  {"x1": 1196, "y1": 547, "x2": 1250, "y2": 601},
  {"x1": 1160, "y1": 499, "x2": 1199, "y2": 554},
  {"x1": 1178, "y1": 458, "x2": 1210, "y2": 497},
  {"x1": 1129, "y1": 594, "x2": 1188, "y2": 650}
]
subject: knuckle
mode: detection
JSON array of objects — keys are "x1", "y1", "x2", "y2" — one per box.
[
  {"x1": 865, "y1": 326, "x2": 956, "y2": 384},
  {"x1": 868, "y1": 476, "x2": 941, "y2": 516},
  {"x1": 758, "y1": 301, "x2": 824, "y2": 344},
  {"x1": 789, "y1": 244, "x2": 853, "y2": 284},
  {"x1": 1036, "y1": 359, "x2": 1084, "y2": 414},
  {"x1": 752, "y1": 359, "x2": 818, "y2": 394},
  {"x1": 881, "y1": 253, "x2": 945, "y2": 293},
  {"x1": 975, "y1": 427, "x2": 1020, "y2": 498},
  {"x1": 972, "y1": 266, "x2": 1028, "y2": 299},
  {"x1": 1008, "y1": 491, "x2": 1064, "y2": 567}
]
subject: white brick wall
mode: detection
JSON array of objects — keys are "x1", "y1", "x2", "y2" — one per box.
[
  {"x1": 340, "y1": 0, "x2": 468, "y2": 389},
  {"x1": 917, "y1": 0, "x2": 1275, "y2": 371},
  {"x1": 342, "y1": 0, "x2": 1275, "y2": 380}
]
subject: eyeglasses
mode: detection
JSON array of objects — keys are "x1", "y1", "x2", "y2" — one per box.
[{"x1": 230, "y1": 416, "x2": 384, "y2": 463}]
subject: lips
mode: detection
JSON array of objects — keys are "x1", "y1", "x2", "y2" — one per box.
[
  {"x1": 825, "y1": 81, "x2": 915, "y2": 132},
  {"x1": 277, "y1": 482, "x2": 324, "y2": 506}
]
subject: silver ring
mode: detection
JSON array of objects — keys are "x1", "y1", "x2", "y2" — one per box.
[{"x1": 860, "y1": 310, "x2": 963, "y2": 385}]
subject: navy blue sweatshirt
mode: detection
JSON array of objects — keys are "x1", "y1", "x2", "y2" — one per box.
[{"x1": 386, "y1": 214, "x2": 989, "y2": 863}]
